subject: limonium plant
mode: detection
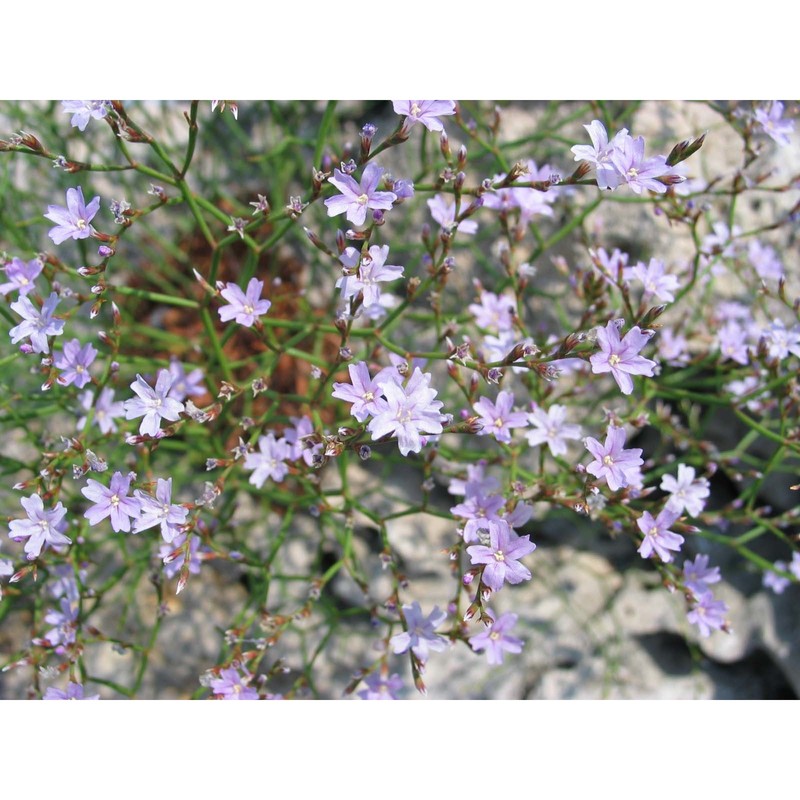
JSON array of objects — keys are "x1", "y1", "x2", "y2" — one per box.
[{"x1": 0, "y1": 99, "x2": 798, "y2": 700}]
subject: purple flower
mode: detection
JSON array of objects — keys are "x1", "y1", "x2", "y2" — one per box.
[
  {"x1": 763, "y1": 561, "x2": 792, "y2": 594},
  {"x1": 392, "y1": 100, "x2": 456, "y2": 133},
  {"x1": 166, "y1": 360, "x2": 206, "y2": 401},
  {"x1": 683, "y1": 554, "x2": 721, "y2": 598},
  {"x1": 8, "y1": 494, "x2": 71, "y2": 560},
  {"x1": 243, "y1": 433, "x2": 290, "y2": 487},
  {"x1": 389, "y1": 602, "x2": 449, "y2": 662},
  {"x1": 61, "y1": 101, "x2": 111, "y2": 132},
  {"x1": 82, "y1": 471, "x2": 141, "y2": 533},
  {"x1": 589, "y1": 320, "x2": 656, "y2": 396},
  {"x1": 132, "y1": 478, "x2": 189, "y2": 542},
  {"x1": 218, "y1": 278, "x2": 271, "y2": 327},
  {"x1": 44, "y1": 186, "x2": 101, "y2": 245},
  {"x1": 763, "y1": 319, "x2": 800, "y2": 361},
  {"x1": 324, "y1": 163, "x2": 397, "y2": 226},
  {"x1": 450, "y1": 492, "x2": 506, "y2": 544},
  {"x1": 209, "y1": 667, "x2": 259, "y2": 700},
  {"x1": 44, "y1": 682, "x2": 100, "y2": 700},
  {"x1": 466, "y1": 521, "x2": 536, "y2": 592},
  {"x1": 624, "y1": 258, "x2": 681, "y2": 303},
  {"x1": 584, "y1": 425, "x2": 643, "y2": 492},
  {"x1": 748, "y1": 240, "x2": 784, "y2": 282},
  {"x1": 753, "y1": 101, "x2": 794, "y2": 147},
  {"x1": 661, "y1": 465, "x2": 710, "y2": 517},
  {"x1": 123, "y1": 371, "x2": 185, "y2": 437},
  {"x1": 469, "y1": 290, "x2": 516, "y2": 332},
  {"x1": 336, "y1": 245, "x2": 404, "y2": 307},
  {"x1": 657, "y1": 327, "x2": 690, "y2": 366},
  {"x1": 716, "y1": 321, "x2": 750, "y2": 365},
  {"x1": 570, "y1": 119, "x2": 630, "y2": 190},
  {"x1": 469, "y1": 609, "x2": 524, "y2": 665},
  {"x1": 41, "y1": 598, "x2": 78, "y2": 647},
  {"x1": 332, "y1": 361, "x2": 395, "y2": 423},
  {"x1": 78, "y1": 387, "x2": 125, "y2": 434},
  {"x1": 526, "y1": 402, "x2": 582, "y2": 457},
  {"x1": 636, "y1": 506, "x2": 684, "y2": 563},
  {"x1": 54, "y1": 338, "x2": 97, "y2": 388},
  {"x1": 284, "y1": 415, "x2": 323, "y2": 467},
  {"x1": 357, "y1": 671, "x2": 404, "y2": 700},
  {"x1": 9, "y1": 292, "x2": 65, "y2": 354},
  {"x1": 367, "y1": 368, "x2": 444, "y2": 456},
  {"x1": 0, "y1": 256, "x2": 44, "y2": 296},
  {"x1": 687, "y1": 591, "x2": 729, "y2": 638},
  {"x1": 473, "y1": 391, "x2": 529, "y2": 444},
  {"x1": 610, "y1": 134, "x2": 669, "y2": 194},
  {"x1": 427, "y1": 194, "x2": 478, "y2": 235}
]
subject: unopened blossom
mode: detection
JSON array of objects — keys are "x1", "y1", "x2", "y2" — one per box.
[
  {"x1": 243, "y1": 433, "x2": 290, "y2": 487},
  {"x1": 392, "y1": 100, "x2": 456, "y2": 133},
  {"x1": 589, "y1": 321, "x2": 657, "y2": 396},
  {"x1": 44, "y1": 682, "x2": 100, "y2": 700},
  {"x1": 610, "y1": 134, "x2": 669, "y2": 194},
  {"x1": 636, "y1": 506, "x2": 684, "y2": 563},
  {"x1": 124, "y1": 371, "x2": 185, "y2": 437},
  {"x1": 82, "y1": 471, "x2": 141, "y2": 533},
  {"x1": 160, "y1": 533, "x2": 203, "y2": 580},
  {"x1": 0, "y1": 256, "x2": 44, "y2": 296},
  {"x1": 687, "y1": 591, "x2": 729, "y2": 638},
  {"x1": 584, "y1": 425, "x2": 643, "y2": 492},
  {"x1": 324, "y1": 163, "x2": 397, "y2": 226},
  {"x1": 44, "y1": 186, "x2": 101, "y2": 244},
  {"x1": 9, "y1": 292, "x2": 65, "y2": 354},
  {"x1": 367, "y1": 368, "x2": 444, "y2": 456},
  {"x1": 570, "y1": 119, "x2": 630, "y2": 190},
  {"x1": 526, "y1": 402, "x2": 582, "y2": 457},
  {"x1": 748, "y1": 240, "x2": 784, "y2": 282},
  {"x1": 9, "y1": 495, "x2": 71, "y2": 559},
  {"x1": 61, "y1": 101, "x2": 111, "y2": 131},
  {"x1": 358, "y1": 671, "x2": 404, "y2": 700},
  {"x1": 133, "y1": 478, "x2": 189, "y2": 542},
  {"x1": 661, "y1": 464, "x2": 710, "y2": 517},
  {"x1": 624, "y1": 258, "x2": 681, "y2": 303},
  {"x1": 54, "y1": 339, "x2": 97, "y2": 388},
  {"x1": 753, "y1": 101, "x2": 794, "y2": 146},
  {"x1": 209, "y1": 667, "x2": 258, "y2": 700},
  {"x1": 218, "y1": 278, "x2": 271, "y2": 327},
  {"x1": 466, "y1": 521, "x2": 536, "y2": 592},
  {"x1": 427, "y1": 194, "x2": 478, "y2": 234},
  {"x1": 389, "y1": 602, "x2": 449, "y2": 662},
  {"x1": 683, "y1": 554, "x2": 721, "y2": 597},
  {"x1": 468, "y1": 609, "x2": 524, "y2": 665},
  {"x1": 473, "y1": 391, "x2": 529, "y2": 444},
  {"x1": 468, "y1": 290, "x2": 516, "y2": 332},
  {"x1": 332, "y1": 361, "x2": 395, "y2": 423},
  {"x1": 167, "y1": 360, "x2": 205, "y2": 402},
  {"x1": 336, "y1": 245, "x2": 404, "y2": 307},
  {"x1": 77, "y1": 387, "x2": 125, "y2": 434}
]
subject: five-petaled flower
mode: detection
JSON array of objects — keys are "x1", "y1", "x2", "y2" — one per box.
[
  {"x1": 466, "y1": 521, "x2": 536, "y2": 592},
  {"x1": 473, "y1": 391, "x2": 529, "y2": 444},
  {"x1": 590, "y1": 320, "x2": 657, "y2": 395},
  {"x1": 0, "y1": 256, "x2": 44, "y2": 297},
  {"x1": 44, "y1": 186, "x2": 101, "y2": 244},
  {"x1": 468, "y1": 608, "x2": 524, "y2": 665},
  {"x1": 389, "y1": 601, "x2": 449, "y2": 663},
  {"x1": 8, "y1": 494, "x2": 71, "y2": 560},
  {"x1": 82, "y1": 471, "x2": 142, "y2": 533},
  {"x1": 636, "y1": 506, "x2": 684, "y2": 563},
  {"x1": 584, "y1": 425, "x2": 643, "y2": 492},
  {"x1": 54, "y1": 338, "x2": 97, "y2": 388},
  {"x1": 61, "y1": 101, "x2": 111, "y2": 131},
  {"x1": 392, "y1": 101, "x2": 456, "y2": 133},
  {"x1": 133, "y1": 477, "x2": 189, "y2": 542},
  {"x1": 218, "y1": 278, "x2": 271, "y2": 327},
  {"x1": 9, "y1": 292, "x2": 65, "y2": 354},
  {"x1": 123, "y1": 371, "x2": 185, "y2": 437},
  {"x1": 324, "y1": 163, "x2": 397, "y2": 226}
]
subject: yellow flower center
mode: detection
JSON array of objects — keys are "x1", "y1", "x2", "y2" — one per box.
[{"x1": 357, "y1": 193, "x2": 369, "y2": 206}]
